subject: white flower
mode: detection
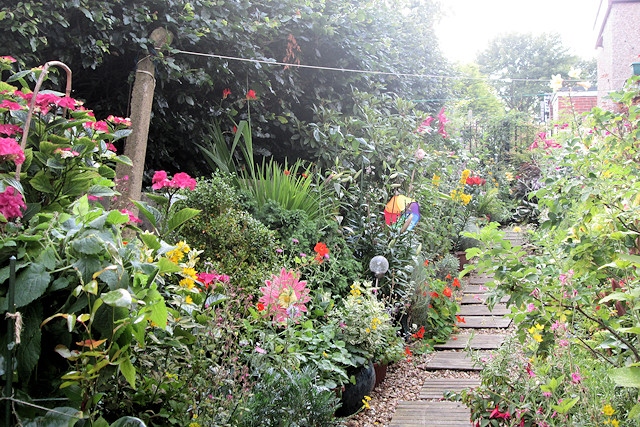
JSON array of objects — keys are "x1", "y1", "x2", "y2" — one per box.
[
  {"x1": 568, "y1": 67, "x2": 582, "y2": 79},
  {"x1": 549, "y1": 74, "x2": 563, "y2": 92}
]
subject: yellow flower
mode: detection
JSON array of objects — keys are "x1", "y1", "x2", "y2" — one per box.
[
  {"x1": 532, "y1": 333, "x2": 543, "y2": 343},
  {"x1": 432, "y1": 174, "x2": 441, "y2": 187},
  {"x1": 512, "y1": 226, "x2": 521, "y2": 232},
  {"x1": 460, "y1": 169, "x2": 471, "y2": 184},
  {"x1": 179, "y1": 278, "x2": 195, "y2": 289},
  {"x1": 371, "y1": 317, "x2": 382, "y2": 330},
  {"x1": 365, "y1": 328, "x2": 371, "y2": 333},
  {"x1": 460, "y1": 193, "x2": 472, "y2": 205},
  {"x1": 362, "y1": 395, "x2": 372, "y2": 409},
  {"x1": 278, "y1": 287, "x2": 298, "y2": 308},
  {"x1": 611, "y1": 419, "x2": 619, "y2": 427},
  {"x1": 350, "y1": 284, "x2": 362, "y2": 297},
  {"x1": 602, "y1": 404, "x2": 615, "y2": 416},
  {"x1": 505, "y1": 171, "x2": 514, "y2": 181},
  {"x1": 185, "y1": 295, "x2": 193, "y2": 304},
  {"x1": 189, "y1": 423, "x2": 201, "y2": 427}
]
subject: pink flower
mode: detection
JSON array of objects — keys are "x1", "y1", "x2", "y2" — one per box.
[
  {"x1": 106, "y1": 115, "x2": 131, "y2": 126},
  {"x1": 571, "y1": 370, "x2": 582, "y2": 384},
  {"x1": 558, "y1": 339, "x2": 569, "y2": 347},
  {"x1": 255, "y1": 346, "x2": 267, "y2": 354},
  {"x1": 197, "y1": 271, "x2": 230, "y2": 289},
  {"x1": 559, "y1": 270, "x2": 574, "y2": 285},
  {"x1": 437, "y1": 107, "x2": 449, "y2": 138},
  {"x1": 489, "y1": 405, "x2": 510, "y2": 420},
  {"x1": 0, "y1": 124, "x2": 22, "y2": 136},
  {"x1": 0, "y1": 100, "x2": 23, "y2": 111},
  {"x1": 120, "y1": 209, "x2": 142, "y2": 224},
  {"x1": 416, "y1": 116, "x2": 434, "y2": 133},
  {"x1": 526, "y1": 303, "x2": 536, "y2": 312},
  {"x1": 0, "y1": 137, "x2": 25, "y2": 165},
  {"x1": 258, "y1": 268, "x2": 311, "y2": 324},
  {"x1": 151, "y1": 170, "x2": 170, "y2": 190},
  {"x1": 0, "y1": 186, "x2": 26, "y2": 220},
  {"x1": 88, "y1": 121, "x2": 109, "y2": 132},
  {"x1": 0, "y1": 56, "x2": 16, "y2": 63},
  {"x1": 542, "y1": 391, "x2": 552, "y2": 398},
  {"x1": 414, "y1": 148, "x2": 426, "y2": 160},
  {"x1": 55, "y1": 96, "x2": 77, "y2": 109},
  {"x1": 169, "y1": 172, "x2": 197, "y2": 190}
]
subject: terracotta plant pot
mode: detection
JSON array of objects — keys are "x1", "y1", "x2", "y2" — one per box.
[{"x1": 373, "y1": 362, "x2": 388, "y2": 389}]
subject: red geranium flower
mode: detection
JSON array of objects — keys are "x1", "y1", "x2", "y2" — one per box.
[
  {"x1": 452, "y1": 278, "x2": 461, "y2": 288},
  {"x1": 246, "y1": 89, "x2": 257, "y2": 100},
  {"x1": 314, "y1": 242, "x2": 329, "y2": 262},
  {"x1": 443, "y1": 287, "x2": 452, "y2": 298},
  {"x1": 412, "y1": 326, "x2": 425, "y2": 339}
]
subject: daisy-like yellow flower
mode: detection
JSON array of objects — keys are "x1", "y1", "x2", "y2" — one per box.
[
  {"x1": 167, "y1": 241, "x2": 191, "y2": 263},
  {"x1": 460, "y1": 169, "x2": 471, "y2": 185},
  {"x1": 611, "y1": 419, "x2": 619, "y2": 427},
  {"x1": 179, "y1": 278, "x2": 195, "y2": 289},
  {"x1": 350, "y1": 283, "x2": 362, "y2": 297},
  {"x1": 602, "y1": 404, "x2": 615, "y2": 416},
  {"x1": 432, "y1": 174, "x2": 441, "y2": 187},
  {"x1": 371, "y1": 317, "x2": 382, "y2": 330},
  {"x1": 532, "y1": 333, "x2": 543, "y2": 343},
  {"x1": 460, "y1": 193, "x2": 472, "y2": 206},
  {"x1": 185, "y1": 295, "x2": 193, "y2": 304}
]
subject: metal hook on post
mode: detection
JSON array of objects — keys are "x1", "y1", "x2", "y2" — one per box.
[{"x1": 14, "y1": 61, "x2": 73, "y2": 180}]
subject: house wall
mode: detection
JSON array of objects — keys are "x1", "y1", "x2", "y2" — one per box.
[
  {"x1": 550, "y1": 92, "x2": 598, "y2": 122},
  {"x1": 596, "y1": 0, "x2": 640, "y2": 108}
]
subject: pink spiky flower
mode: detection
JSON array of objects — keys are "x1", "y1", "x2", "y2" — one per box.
[{"x1": 259, "y1": 268, "x2": 311, "y2": 323}]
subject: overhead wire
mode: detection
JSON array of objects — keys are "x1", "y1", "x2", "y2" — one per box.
[{"x1": 172, "y1": 49, "x2": 588, "y2": 85}]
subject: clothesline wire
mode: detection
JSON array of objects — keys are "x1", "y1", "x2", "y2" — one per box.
[{"x1": 172, "y1": 49, "x2": 589, "y2": 84}]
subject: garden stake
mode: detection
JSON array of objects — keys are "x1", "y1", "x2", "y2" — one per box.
[{"x1": 5, "y1": 256, "x2": 16, "y2": 427}]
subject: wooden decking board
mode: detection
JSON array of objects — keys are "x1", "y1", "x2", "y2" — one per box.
[
  {"x1": 462, "y1": 284, "x2": 490, "y2": 294},
  {"x1": 421, "y1": 351, "x2": 488, "y2": 371},
  {"x1": 461, "y1": 294, "x2": 509, "y2": 304},
  {"x1": 456, "y1": 315, "x2": 511, "y2": 328},
  {"x1": 458, "y1": 304, "x2": 510, "y2": 316},
  {"x1": 468, "y1": 276, "x2": 494, "y2": 284},
  {"x1": 389, "y1": 401, "x2": 473, "y2": 427},
  {"x1": 434, "y1": 333, "x2": 506, "y2": 350},
  {"x1": 419, "y1": 378, "x2": 481, "y2": 399}
]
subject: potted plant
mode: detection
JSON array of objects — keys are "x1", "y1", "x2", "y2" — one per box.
[{"x1": 334, "y1": 281, "x2": 396, "y2": 416}]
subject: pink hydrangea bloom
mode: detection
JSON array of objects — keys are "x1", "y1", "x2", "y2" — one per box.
[
  {"x1": 106, "y1": 115, "x2": 131, "y2": 126},
  {"x1": 258, "y1": 268, "x2": 311, "y2": 323},
  {"x1": 0, "y1": 137, "x2": 25, "y2": 165},
  {"x1": 0, "y1": 186, "x2": 26, "y2": 220},
  {"x1": 169, "y1": 172, "x2": 197, "y2": 190},
  {"x1": 151, "y1": 170, "x2": 170, "y2": 190},
  {"x1": 0, "y1": 100, "x2": 23, "y2": 111},
  {"x1": 0, "y1": 124, "x2": 22, "y2": 136},
  {"x1": 119, "y1": 209, "x2": 142, "y2": 224},
  {"x1": 197, "y1": 271, "x2": 230, "y2": 289}
]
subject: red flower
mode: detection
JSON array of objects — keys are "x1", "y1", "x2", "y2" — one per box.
[
  {"x1": 443, "y1": 287, "x2": 452, "y2": 298},
  {"x1": 446, "y1": 274, "x2": 452, "y2": 280},
  {"x1": 452, "y1": 278, "x2": 461, "y2": 288},
  {"x1": 314, "y1": 242, "x2": 329, "y2": 262},
  {"x1": 232, "y1": 125, "x2": 237, "y2": 133},
  {"x1": 466, "y1": 176, "x2": 486, "y2": 186},
  {"x1": 489, "y1": 405, "x2": 510, "y2": 419},
  {"x1": 456, "y1": 315, "x2": 466, "y2": 324},
  {"x1": 424, "y1": 259, "x2": 429, "y2": 267},
  {"x1": 429, "y1": 291, "x2": 439, "y2": 298},
  {"x1": 257, "y1": 302, "x2": 265, "y2": 311},
  {"x1": 222, "y1": 88, "x2": 231, "y2": 99},
  {"x1": 284, "y1": 169, "x2": 291, "y2": 176},
  {"x1": 412, "y1": 326, "x2": 425, "y2": 339},
  {"x1": 246, "y1": 89, "x2": 257, "y2": 100},
  {"x1": 404, "y1": 346, "x2": 412, "y2": 360}
]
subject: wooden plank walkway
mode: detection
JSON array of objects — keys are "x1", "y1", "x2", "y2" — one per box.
[
  {"x1": 419, "y1": 378, "x2": 481, "y2": 399},
  {"x1": 388, "y1": 231, "x2": 523, "y2": 426},
  {"x1": 389, "y1": 401, "x2": 474, "y2": 427},
  {"x1": 434, "y1": 333, "x2": 506, "y2": 350},
  {"x1": 458, "y1": 304, "x2": 510, "y2": 316}
]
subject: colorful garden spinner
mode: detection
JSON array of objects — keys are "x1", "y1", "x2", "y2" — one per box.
[{"x1": 383, "y1": 194, "x2": 420, "y2": 231}]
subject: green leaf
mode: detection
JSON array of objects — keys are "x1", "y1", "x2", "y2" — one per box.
[
  {"x1": 106, "y1": 210, "x2": 130, "y2": 225},
  {"x1": 157, "y1": 258, "x2": 181, "y2": 274},
  {"x1": 138, "y1": 232, "x2": 161, "y2": 251},
  {"x1": 146, "y1": 289, "x2": 167, "y2": 329},
  {"x1": 110, "y1": 416, "x2": 147, "y2": 427},
  {"x1": 29, "y1": 170, "x2": 55, "y2": 194},
  {"x1": 166, "y1": 207, "x2": 200, "y2": 234},
  {"x1": 71, "y1": 234, "x2": 104, "y2": 254},
  {"x1": 132, "y1": 201, "x2": 159, "y2": 229},
  {"x1": 609, "y1": 366, "x2": 640, "y2": 388},
  {"x1": 118, "y1": 356, "x2": 137, "y2": 390},
  {"x1": 101, "y1": 289, "x2": 132, "y2": 308},
  {"x1": 15, "y1": 263, "x2": 51, "y2": 308},
  {"x1": 21, "y1": 407, "x2": 82, "y2": 427},
  {"x1": 16, "y1": 305, "x2": 42, "y2": 383}
]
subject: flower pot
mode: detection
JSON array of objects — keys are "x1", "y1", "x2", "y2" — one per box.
[
  {"x1": 373, "y1": 362, "x2": 388, "y2": 389},
  {"x1": 335, "y1": 361, "x2": 376, "y2": 417},
  {"x1": 455, "y1": 251, "x2": 469, "y2": 271}
]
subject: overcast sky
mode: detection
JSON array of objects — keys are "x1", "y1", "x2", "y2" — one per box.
[{"x1": 434, "y1": 0, "x2": 601, "y2": 63}]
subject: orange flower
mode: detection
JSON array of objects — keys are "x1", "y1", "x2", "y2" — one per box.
[
  {"x1": 452, "y1": 278, "x2": 461, "y2": 288},
  {"x1": 443, "y1": 287, "x2": 452, "y2": 298},
  {"x1": 404, "y1": 346, "x2": 412, "y2": 360},
  {"x1": 314, "y1": 242, "x2": 330, "y2": 262},
  {"x1": 412, "y1": 326, "x2": 425, "y2": 339},
  {"x1": 424, "y1": 259, "x2": 429, "y2": 267},
  {"x1": 446, "y1": 274, "x2": 452, "y2": 280},
  {"x1": 284, "y1": 169, "x2": 291, "y2": 176},
  {"x1": 246, "y1": 89, "x2": 257, "y2": 100},
  {"x1": 429, "y1": 291, "x2": 439, "y2": 298},
  {"x1": 456, "y1": 315, "x2": 466, "y2": 324}
]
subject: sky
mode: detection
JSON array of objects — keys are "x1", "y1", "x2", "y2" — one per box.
[{"x1": 434, "y1": 0, "x2": 601, "y2": 63}]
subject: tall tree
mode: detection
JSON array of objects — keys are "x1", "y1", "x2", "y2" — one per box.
[
  {"x1": 0, "y1": 0, "x2": 449, "y2": 175},
  {"x1": 476, "y1": 33, "x2": 578, "y2": 113}
]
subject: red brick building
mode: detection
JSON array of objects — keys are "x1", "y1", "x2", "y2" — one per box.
[{"x1": 550, "y1": 90, "x2": 598, "y2": 122}]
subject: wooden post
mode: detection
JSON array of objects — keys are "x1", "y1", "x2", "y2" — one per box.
[{"x1": 114, "y1": 28, "x2": 172, "y2": 211}]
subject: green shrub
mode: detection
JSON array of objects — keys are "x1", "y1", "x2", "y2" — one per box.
[{"x1": 176, "y1": 174, "x2": 279, "y2": 290}]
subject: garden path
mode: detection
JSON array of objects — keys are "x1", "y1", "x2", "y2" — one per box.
[{"x1": 387, "y1": 231, "x2": 523, "y2": 427}]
